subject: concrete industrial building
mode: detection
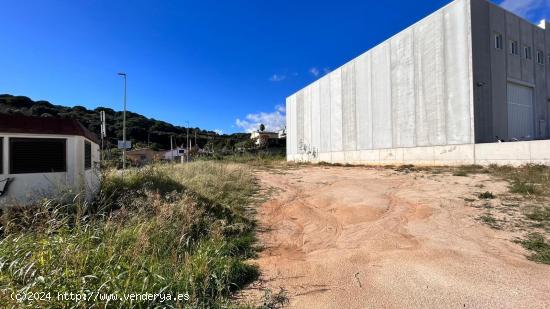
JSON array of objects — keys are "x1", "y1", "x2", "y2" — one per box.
[{"x1": 286, "y1": 0, "x2": 550, "y2": 165}]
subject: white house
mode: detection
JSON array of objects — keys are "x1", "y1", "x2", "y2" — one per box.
[
  {"x1": 0, "y1": 114, "x2": 101, "y2": 207},
  {"x1": 163, "y1": 147, "x2": 186, "y2": 161},
  {"x1": 250, "y1": 131, "x2": 279, "y2": 146}
]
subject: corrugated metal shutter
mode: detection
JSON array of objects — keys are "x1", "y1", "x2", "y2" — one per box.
[
  {"x1": 507, "y1": 83, "x2": 534, "y2": 140},
  {"x1": 10, "y1": 138, "x2": 67, "y2": 174}
]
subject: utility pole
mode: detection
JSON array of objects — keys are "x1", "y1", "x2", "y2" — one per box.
[
  {"x1": 117, "y1": 72, "x2": 127, "y2": 172},
  {"x1": 100, "y1": 110, "x2": 106, "y2": 161},
  {"x1": 170, "y1": 135, "x2": 174, "y2": 161},
  {"x1": 186, "y1": 121, "x2": 190, "y2": 163},
  {"x1": 194, "y1": 130, "x2": 197, "y2": 149}
]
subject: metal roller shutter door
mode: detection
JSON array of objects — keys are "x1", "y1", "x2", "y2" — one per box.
[{"x1": 507, "y1": 83, "x2": 534, "y2": 140}]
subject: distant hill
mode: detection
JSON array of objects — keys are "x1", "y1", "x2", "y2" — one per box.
[{"x1": 0, "y1": 94, "x2": 250, "y2": 151}]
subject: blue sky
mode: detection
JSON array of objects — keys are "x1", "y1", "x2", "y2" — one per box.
[{"x1": 1, "y1": 0, "x2": 548, "y2": 134}]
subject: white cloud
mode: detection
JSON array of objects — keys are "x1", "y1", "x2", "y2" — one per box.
[
  {"x1": 309, "y1": 67, "x2": 320, "y2": 77},
  {"x1": 235, "y1": 105, "x2": 286, "y2": 133},
  {"x1": 269, "y1": 74, "x2": 286, "y2": 82},
  {"x1": 309, "y1": 67, "x2": 332, "y2": 77},
  {"x1": 213, "y1": 129, "x2": 223, "y2": 135},
  {"x1": 499, "y1": 0, "x2": 549, "y2": 21}
]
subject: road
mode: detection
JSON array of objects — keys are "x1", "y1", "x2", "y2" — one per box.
[{"x1": 244, "y1": 165, "x2": 550, "y2": 308}]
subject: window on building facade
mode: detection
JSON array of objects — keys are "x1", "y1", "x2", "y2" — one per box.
[
  {"x1": 537, "y1": 50, "x2": 545, "y2": 65},
  {"x1": 84, "y1": 140, "x2": 91, "y2": 170},
  {"x1": 510, "y1": 40, "x2": 519, "y2": 55},
  {"x1": 494, "y1": 33, "x2": 503, "y2": 49},
  {"x1": 10, "y1": 138, "x2": 66, "y2": 174},
  {"x1": 524, "y1": 46, "x2": 532, "y2": 60}
]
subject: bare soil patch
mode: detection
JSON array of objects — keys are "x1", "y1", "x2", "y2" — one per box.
[{"x1": 242, "y1": 165, "x2": 550, "y2": 308}]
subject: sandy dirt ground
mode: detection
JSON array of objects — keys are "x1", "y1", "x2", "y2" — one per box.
[{"x1": 242, "y1": 165, "x2": 550, "y2": 308}]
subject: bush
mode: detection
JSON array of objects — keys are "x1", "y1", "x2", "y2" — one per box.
[{"x1": 478, "y1": 191, "x2": 495, "y2": 199}]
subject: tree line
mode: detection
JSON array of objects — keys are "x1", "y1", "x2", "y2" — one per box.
[{"x1": 0, "y1": 94, "x2": 250, "y2": 151}]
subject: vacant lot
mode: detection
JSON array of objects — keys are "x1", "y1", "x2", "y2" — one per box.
[{"x1": 244, "y1": 165, "x2": 550, "y2": 308}]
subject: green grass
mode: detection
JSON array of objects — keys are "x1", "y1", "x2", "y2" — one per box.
[
  {"x1": 525, "y1": 206, "x2": 550, "y2": 230},
  {"x1": 526, "y1": 206, "x2": 550, "y2": 222},
  {"x1": 488, "y1": 164, "x2": 550, "y2": 197},
  {"x1": 517, "y1": 233, "x2": 550, "y2": 264},
  {"x1": 452, "y1": 171, "x2": 468, "y2": 177},
  {"x1": 453, "y1": 164, "x2": 550, "y2": 264},
  {"x1": 394, "y1": 164, "x2": 415, "y2": 173},
  {"x1": 510, "y1": 180, "x2": 539, "y2": 195},
  {"x1": 456, "y1": 164, "x2": 486, "y2": 175},
  {"x1": 201, "y1": 152, "x2": 290, "y2": 171},
  {"x1": 479, "y1": 214, "x2": 501, "y2": 229},
  {"x1": 0, "y1": 162, "x2": 259, "y2": 308}
]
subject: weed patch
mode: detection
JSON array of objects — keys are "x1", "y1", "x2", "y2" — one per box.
[
  {"x1": 453, "y1": 171, "x2": 468, "y2": 176},
  {"x1": 517, "y1": 233, "x2": 550, "y2": 264},
  {"x1": 260, "y1": 288, "x2": 289, "y2": 309},
  {"x1": 488, "y1": 164, "x2": 550, "y2": 197},
  {"x1": 478, "y1": 191, "x2": 495, "y2": 199},
  {"x1": 480, "y1": 214, "x2": 501, "y2": 229}
]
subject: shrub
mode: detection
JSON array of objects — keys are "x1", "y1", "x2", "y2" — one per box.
[{"x1": 478, "y1": 191, "x2": 495, "y2": 199}]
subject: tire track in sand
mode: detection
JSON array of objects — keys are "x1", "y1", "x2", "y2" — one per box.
[{"x1": 243, "y1": 166, "x2": 550, "y2": 308}]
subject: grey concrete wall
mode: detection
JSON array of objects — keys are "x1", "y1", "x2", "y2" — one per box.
[
  {"x1": 342, "y1": 62, "x2": 357, "y2": 151},
  {"x1": 534, "y1": 24, "x2": 548, "y2": 138},
  {"x1": 330, "y1": 69, "x2": 343, "y2": 152},
  {"x1": 470, "y1": 0, "x2": 494, "y2": 143},
  {"x1": 471, "y1": 0, "x2": 550, "y2": 142},
  {"x1": 355, "y1": 52, "x2": 373, "y2": 149},
  {"x1": 371, "y1": 42, "x2": 393, "y2": 149},
  {"x1": 288, "y1": 140, "x2": 550, "y2": 166},
  {"x1": 320, "y1": 75, "x2": 331, "y2": 153},
  {"x1": 286, "y1": 0, "x2": 474, "y2": 161},
  {"x1": 547, "y1": 20, "x2": 550, "y2": 138}
]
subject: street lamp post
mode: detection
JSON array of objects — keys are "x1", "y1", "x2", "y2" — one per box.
[
  {"x1": 186, "y1": 121, "x2": 189, "y2": 163},
  {"x1": 118, "y1": 72, "x2": 127, "y2": 172}
]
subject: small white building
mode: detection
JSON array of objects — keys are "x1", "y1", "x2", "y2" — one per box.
[
  {"x1": 250, "y1": 131, "x2": 279, "y2": 146},
  {"x1": 163, "y1": 147, "x2": 186, "y2": 161},
  {"x1": 0, "y1": 114, "x2": 101, "y2": 207},
  {"x1": 278, "y1": 128, "x2": 286, "y2": 139}
]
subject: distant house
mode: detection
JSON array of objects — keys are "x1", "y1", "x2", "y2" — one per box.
[
  {"x1": 126, "y1": 148, "x2": 161, "y2": 166},
  {"x1": 163, "y1": 147, "x2": 186, "y2": 161},
  {"x1": 278, "y1": 128, "x2": 286, "y2": 139},
  {"x1": 0, "y1": 114, "x2": 100, "y2": 206},
  {"x1": 250, "y1": 131, "x2": 283, "y2": 147}
]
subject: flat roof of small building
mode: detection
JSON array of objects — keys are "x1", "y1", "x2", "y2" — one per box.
[{"x1": 0, "y1": 114, "x2": 99, "y2": 144}]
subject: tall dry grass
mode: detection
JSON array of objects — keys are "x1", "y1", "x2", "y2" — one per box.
[{"x1": 0, "y1": 161, "x2": 259, "y2": 308}]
